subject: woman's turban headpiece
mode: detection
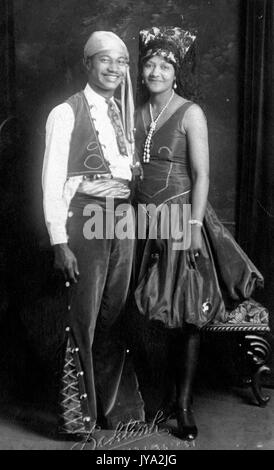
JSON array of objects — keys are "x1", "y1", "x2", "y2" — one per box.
[{"x1": 139, "y1": 26, "x2": 196, "y2": 67}]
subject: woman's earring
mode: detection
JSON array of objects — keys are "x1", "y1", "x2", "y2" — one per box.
[
  {"x1": 141, "y1": 78, "x2": 145, "y2": 85},
  {"x1": 173, "y1": 81, "x2": 177, "y2": 89}
]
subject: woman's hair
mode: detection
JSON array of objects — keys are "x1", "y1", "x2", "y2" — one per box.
[{"x1": 175, "y1": 41, "x2": 201, "y2": 103}]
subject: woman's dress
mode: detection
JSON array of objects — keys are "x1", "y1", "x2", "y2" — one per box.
[{"x1": 133, "y1": 102, "x2": 263, "y2": 329}]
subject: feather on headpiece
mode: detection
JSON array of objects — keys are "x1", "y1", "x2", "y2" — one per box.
[{"x1": 139, "y1": 26, "x2": 196, "y2": 65}]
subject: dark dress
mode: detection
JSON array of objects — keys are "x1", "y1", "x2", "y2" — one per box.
[{"x1": 133, "y1": 102, "x2": 263, "y2": 330}]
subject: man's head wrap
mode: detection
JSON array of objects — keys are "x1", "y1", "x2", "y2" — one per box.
[
  {"x1": 84, "y1": 31, "x2": 129, "y2": 61},
  {"x1": 84, "y1": 31, "x2": 134, "y2": 147}
]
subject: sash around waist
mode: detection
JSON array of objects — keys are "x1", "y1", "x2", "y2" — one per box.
[{"x1": 76, "y1": 176, "x2": 130, "y2": 199}]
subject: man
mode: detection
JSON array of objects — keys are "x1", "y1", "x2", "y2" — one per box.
[{"x1": 42, "y1": 31, "x2": 143, "y2": 438}]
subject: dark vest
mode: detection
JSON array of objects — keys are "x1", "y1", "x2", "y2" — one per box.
[{"x1": 66, "y1": 91, "x2": 111, "y2": 177}]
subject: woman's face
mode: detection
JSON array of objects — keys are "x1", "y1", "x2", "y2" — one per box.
[{"x1": 142, "y1": 55, "x2": 176, "y2": 95}]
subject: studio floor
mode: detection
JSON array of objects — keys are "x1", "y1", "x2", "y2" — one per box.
[{"x1": 0, "y1": 384, "x2": 273, "y2": 451}]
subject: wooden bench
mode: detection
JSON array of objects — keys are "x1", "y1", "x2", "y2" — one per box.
[{"x1": 202, "y1": 299, "x2": 271, "y2": 406}]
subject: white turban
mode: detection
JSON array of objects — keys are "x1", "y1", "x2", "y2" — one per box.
[{"x1": 84, "y1": 31, "x2": 129, "y2": 60}]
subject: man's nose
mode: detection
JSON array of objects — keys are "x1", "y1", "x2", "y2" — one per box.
[{"x1": 107, "y1": 60, "x2": 119, "y2": 72}]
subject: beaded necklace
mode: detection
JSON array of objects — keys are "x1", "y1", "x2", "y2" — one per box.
[{"x1": 143, "y1": 90, "x2": 174, "y2": 163}]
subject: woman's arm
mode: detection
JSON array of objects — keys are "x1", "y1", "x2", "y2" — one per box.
[{"x1": 182, "y1": 104, "x2": 209, "y2": 261}]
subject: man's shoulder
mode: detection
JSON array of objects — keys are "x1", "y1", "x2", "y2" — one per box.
[
  {"x1": 47, "y1": 101, "x2": 75, "y2": 124},
  {"x1": 66, "y1": 90, "x2": 85, "y2": 107}
]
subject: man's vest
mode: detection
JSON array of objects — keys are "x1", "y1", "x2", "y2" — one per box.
[{"x1": 66, "y1": 91, "x2": 111, "y2": 177}]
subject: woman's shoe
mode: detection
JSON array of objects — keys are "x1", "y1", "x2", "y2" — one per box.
[{"x1": 176, "y1": 406, "x2": 198, "y2": 441}]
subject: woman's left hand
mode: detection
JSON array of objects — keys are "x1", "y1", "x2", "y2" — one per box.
[
  {"x1": 131, "y1": 162, "x2": 144, "y2": 179},
  {"x1": 187, "y1": 226, "x2": 203, "y2": 269}
]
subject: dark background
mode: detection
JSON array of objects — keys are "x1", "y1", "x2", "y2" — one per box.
[{"x1": 0, "y1": 0, "x2": 273, "y2": 411}]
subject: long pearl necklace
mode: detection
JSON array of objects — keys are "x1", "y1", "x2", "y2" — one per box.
[{"x1": 143, "y1": 90, "x2": 174, "y2": 163}]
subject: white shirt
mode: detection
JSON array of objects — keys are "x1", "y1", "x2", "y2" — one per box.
[{"x1": 42, "y1": 84, "x2": 133, "y2": 245}]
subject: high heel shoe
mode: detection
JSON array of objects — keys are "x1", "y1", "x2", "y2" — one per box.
[{"x1": 176, "y1": 406, "x2": 198, "y2": 441}]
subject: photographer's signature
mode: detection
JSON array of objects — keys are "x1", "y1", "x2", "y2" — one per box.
[{"x1": 70, "y1": 410, "x2": 172, "y2": 451}]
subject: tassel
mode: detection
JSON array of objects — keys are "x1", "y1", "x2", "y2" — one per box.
[{"x1": 121, "y1": 67, "x2": 135, "y2": 160}]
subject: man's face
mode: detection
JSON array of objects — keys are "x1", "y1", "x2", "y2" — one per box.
[{"x1": 85, "y1": 49, "x2": 128, "y2": 96}]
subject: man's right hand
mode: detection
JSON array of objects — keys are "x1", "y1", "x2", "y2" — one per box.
[{"x1": 53, "y1": 243, "x2": 80, "y2": 283}]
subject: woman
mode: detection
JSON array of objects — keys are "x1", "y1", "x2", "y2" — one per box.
[{"x1": 131, "y1": 27, "x2": 263, "y2": 441}]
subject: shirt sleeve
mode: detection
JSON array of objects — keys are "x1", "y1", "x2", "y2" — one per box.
[{"x1": 42, "y1": 103, "x2": 75, "y2": 245}]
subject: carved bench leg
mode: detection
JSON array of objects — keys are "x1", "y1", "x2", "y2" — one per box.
[{"x1": 240, "y1": 335, "x2": 271, "y2": 406}]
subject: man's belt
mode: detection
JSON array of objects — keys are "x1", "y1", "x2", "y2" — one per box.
[{"x1": 83, "y1": 174, "x2": 129, "y2": 185}]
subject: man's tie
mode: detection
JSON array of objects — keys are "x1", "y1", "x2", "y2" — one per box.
[{"x1": 106, "y1": 99, "x2": 128, "y2": 157}]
